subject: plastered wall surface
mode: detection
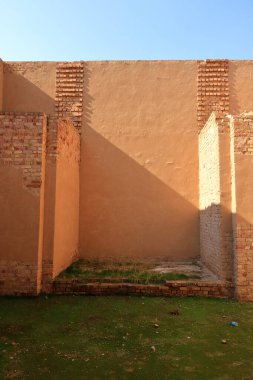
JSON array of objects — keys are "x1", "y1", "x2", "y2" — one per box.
[
  {"x1": 0, "y1": 59, "x2": 253, "y2": 298},
  {"x1": 80, "y1": 60, "x2": 199, "y2": 260},
  {"x1": 2, "y1": 63, "x2": 57, "y2": 280},
  {"x1": 3, "y1": 60, "x2": 253, "y2": 266},
  {"x1": 53, "y1": 120, "x2": 80, "y2": 277},
  {"x1": 0, "y1": 112, "x2": 46, "y2": 294},
  {"x1": 3, "y1": 62, "x2": 56, "y2": 114},
  {"x1": 42, "y1": 62, "x2": 84, "y2": 283},
  {"x1": 0, "y1": 165, "x2": 41, "y2": 261},
  {"x1": 229, "y1": 61, "x2": 253, "y2": 114},
  {"x1": 235, "y1": 155, "x2": 253, "y2": 224}
]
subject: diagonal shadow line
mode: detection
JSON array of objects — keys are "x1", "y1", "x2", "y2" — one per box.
[
  {"x1": 79, "y1": 125, "x2": 200, "y2": 260},
  {"x1": 80, "y1": 61, "x2": 200, "y2": 260},
  {"x1": 2, "y1": 62, "x2": 56, "y2": 115}
]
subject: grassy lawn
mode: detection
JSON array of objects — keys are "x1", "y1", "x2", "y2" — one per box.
[
  {"x1": 59, "y1": 259, "x2": 200, "y2": 284},
  {"x1": 0, "y1": 296, "x2": 253, "y2": 379}
]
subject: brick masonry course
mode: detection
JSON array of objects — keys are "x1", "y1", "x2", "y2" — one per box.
[
  {"x1": 197, "y1": 59, "x2": 229, "y2": 131},
  {"x1": 51, "y1": 278, "x2": 233, "y2": 298},
  {"x1": 0, "y1": 112, "x2": 46, "y2": 195},
  {"x1": 55, "y1": 62, "x2": 84, "y2": 133}
]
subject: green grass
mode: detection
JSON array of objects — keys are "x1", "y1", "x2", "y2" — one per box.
[
  {"x1": 0, "y1": 296, "x2": 253, "y2": 379},
  {"x1": 59, "y1": 259, "x2": 200, "y2": 284}
]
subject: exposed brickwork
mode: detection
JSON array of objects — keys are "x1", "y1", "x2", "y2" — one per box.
[
  {"x1": 0, "y1": 59, "x2": 3, "y2": 110},
  {"x1": 198, "y1": 112, "x2": 253, "y2": 294},
  {"x1": 0, "y1": 112, "x2": 46, "y2": 295},
  {"x1": 199, "y1": 113, "x2": 221, "y2": 276},
  {"x1": 51, "y1": 278, "x2": 233, "y2": 298},
  {"x1": 197, "y1": 60, "x2": 229, "y2": 131},
  {"x1": 234, "y1": 224, "x2": 253, "y2": 300},
  {"x1": 46, "y1": 115, "x2": 58, "y2": 162},
  {"x1": 55, "y1": 62, "x2": 84, "y2": 133},
  {"x1": 218, "y1": 117, "x2": 234, "y2": 281},
  {"x1": 1, "y1": 59, "x2": 253, "y2": 302},
  {"x1": 233, "y1": 112, "x2": 253, "y2": 154},
  {"x1": 0, "y1": 112, "x2": 47, "y2": 195},
  {"x1": 230, "y1": 114, "x2": 253, "y2": 300},
  {"x1": 41, "y1": 260, "x2": 54, "y2": 293},
  {"x1": 0, "y1": 260, "x2": 39, "y2": 295},
  {"x1": 199, "y1": 113, "x2": 233, "y2": 282},
  {"x1": 3, "y1": 61, "x2": 46, "y2": 74},
  {"x1": 0, "y1": 116, "x2": 80, "y2": 296},
  {"x1": 45, "y1": 61, "x2": 83, "y2": 167},
  {"x1": 220, "y1": 231, "x2": 233, "y2": 282}
]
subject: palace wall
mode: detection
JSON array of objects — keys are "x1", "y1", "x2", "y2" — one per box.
[
  {"x1": 0, "y1": 112, "x2": 46, "y2": 294},
  {"x1": 53, "y1": 119, "x2": 80, "y2": 277},
  {"x1": 79, "y1": 60, "x2": 199, "y2": 260},
  {"x1": 0, "y1": 60, "x2": 3, "y2": 110},
  {"x1": 0, "y1": 59, "x2": 253, "y2": 298}
]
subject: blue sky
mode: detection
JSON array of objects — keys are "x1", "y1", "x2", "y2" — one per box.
[{"x1": 1, "y1": 0, "x2": 253, "y2": 61}]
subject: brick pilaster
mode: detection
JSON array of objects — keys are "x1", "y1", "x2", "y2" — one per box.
[
  {"x1": 55, "y1": 62, "x2": 84, "y2": 133},
  {"x1": 197, "y1": 60, "x2": 229, "y2": 132}
]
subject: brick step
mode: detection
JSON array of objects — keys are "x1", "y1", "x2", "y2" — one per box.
[{"x1": 50, "y1": 278, "x2": 234, "y2": 298}]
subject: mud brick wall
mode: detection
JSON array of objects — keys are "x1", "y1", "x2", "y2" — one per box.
[
  {"x1": 57, "y1": 119, "x2": 80, "y2": 162},
  {"x1": 0, "y1": 60, "x2": 3, "y2": 110},
  {"x1": 41, "y1": 118, "x2": 81, "y2": 291},
  {"x1": 0, "y1": 112, "x2": 47, "y2": 194},
  {"x1": 1, "y1": 59, "x2": 253, "y2": 299},
  {"x1": 0, "y1": 112, "x2": 47, "y2": 295},
  {"x1": 199, "y1": 113, "x2": 233, "y2": 281},
  {"x1": 53, "y1": 119, "x2": 80, "y2": 277},
  {"x1": 79, "y1": 60, "x2": 200, "y2": 261},
  {"x1": 197, "y1": 60, "x2": 229, "y2": 131},
  {"x1": 233, "y1": 113, "x2": 253, "y2": 155},
  {"x1": 55, "y1": 62, "x2": 84, "y2": 133},
  {"x1": 235, "y1": 225, "x2": 253, "y2": 300},
  {"x1": 2, "y1": 61, "x2": 56, "y2": 115},
  {"x1": 199, "y1": 113, "x2": 222, "y2": 276},
  {"x1": 231, "y1": 114, "x2": 253, "y2": 300},
  {"x1": 0, "y1": 261, "x2": 39, "y2": 296},
  {"x1": 218, "y1": 117, "x2": 233, "y2": 281},
  {"x1": 42, "y1": 62, "x2": 83, "y2": 289},
  {"x1": 51, "y1": 278, "x2": 233, "y2": 299}
]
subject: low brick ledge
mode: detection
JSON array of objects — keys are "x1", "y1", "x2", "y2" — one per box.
[
  {"x1": 56, "y1": 277, "x2": 136, "y2": 284},
  {"x1": 51, "y1": 278, "x2": 234, "y2": 298}
]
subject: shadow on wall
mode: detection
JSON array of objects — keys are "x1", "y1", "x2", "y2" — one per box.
[
  {"x1": 2, "y1": 63, "x2": 57, "y2": 281},
  {"x1": 0, "y1": 165, "x2": 40, "y2": 262},
  {"x1": 82, "y1": 62, "x2": 93, "y2": 130},
  {"x1": 200, "y1": 201, "x2": 253, "y2": 287},
  {"x1": 3, "y1": 63, "x2": 55, "y2": 114},
  {"x1": 2, "y1": 61, "x2": 200, "y2": 262},
  {"x1": 80, "y1": 63, "x2": 199, "y2": 259},
  {"x1": 79, "y1": 126, "x2": 199, "y2": 260}
]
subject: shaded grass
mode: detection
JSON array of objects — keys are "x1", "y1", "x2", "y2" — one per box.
[
  {"x1": 59, "y1": 259, "x2": 200, "y2": 284},
  {"x1": 0, "y1": 296, "x2": 253, "y2": 379}
]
